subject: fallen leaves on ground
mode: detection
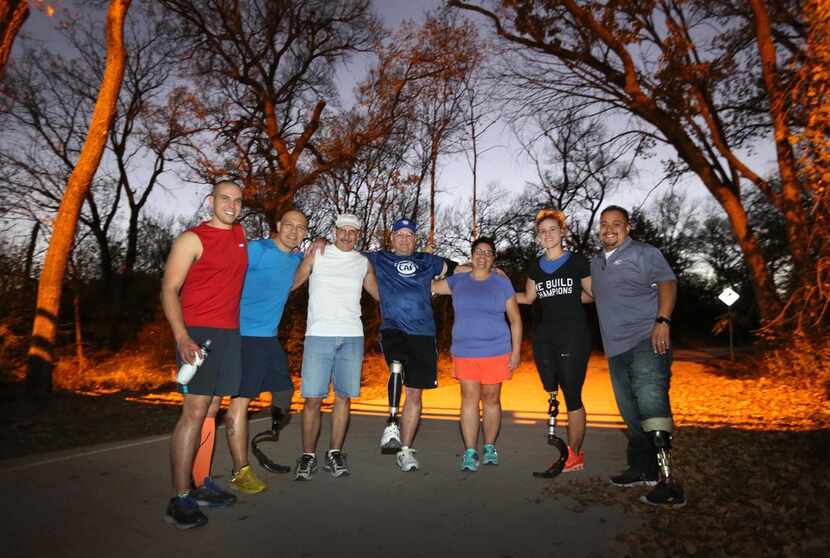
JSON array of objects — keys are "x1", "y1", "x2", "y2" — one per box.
[{"x1": 546, "y1": 354, "x2": 830, "y2": 558}]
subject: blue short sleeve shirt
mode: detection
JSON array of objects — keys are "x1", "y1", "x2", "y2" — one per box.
[
  {"x1": 447, "y1": 273, "x2": 515, "y2": 357},
  {"x1": 364, "y1": 250, "x2": 446, "y2": 336},
  {"x1": 240, "y1": 239, "x2": 303, "y2": 337}
]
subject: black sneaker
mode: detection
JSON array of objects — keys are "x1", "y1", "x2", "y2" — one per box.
[
  {"x1": 295, "y1": 454, "x2": 318, "y2": 481},
  {"x1": 191, "y1": 477, "x2": 237, "y2": 507},
  {"x1": 610, "y1": 468, "x2": 658, "y2": 487},
  {"x1": 164, "y1": 496, "x2": 207, "y2": 530},
  {"x1": 324, "y1": 450, "x2": 351, "y2": 478},
  {"x1": 641, "y1": 479, "x2": 687, "y2": 509}
]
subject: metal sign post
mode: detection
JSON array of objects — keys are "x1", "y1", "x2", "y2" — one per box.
[{"x1": 718, "y1": 288, "x2": 740, "y2": 361}]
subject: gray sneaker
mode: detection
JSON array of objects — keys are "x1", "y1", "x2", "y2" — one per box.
[
  {"x1": 324, "y1": 450, "x2": 351, "y2": 478},
  {"x1": 396, "y1": 447, "x2": 419, "y2": 472},
  {"x1": 294, "y1": 454, "x2": 318, "y2": 481}
]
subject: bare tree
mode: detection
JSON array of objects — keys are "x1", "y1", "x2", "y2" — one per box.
[
  {"x1": 449, "y1": 0, "x2": 822, "y2": 324},
  {"x1": 158, "y1": 0, "x2": 399, "y2": 225},
  {"x1": 516, "y1": 112, "x2": 639, "y2": 254}
]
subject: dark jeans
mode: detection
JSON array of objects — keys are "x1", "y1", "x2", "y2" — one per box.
[{"x1": 607, "y1": 338, "x2": 674, "y2": 475}]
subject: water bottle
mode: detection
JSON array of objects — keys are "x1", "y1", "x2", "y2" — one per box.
[{"x1": 177, "y1": 339, "x2": 212, "y2": 392}]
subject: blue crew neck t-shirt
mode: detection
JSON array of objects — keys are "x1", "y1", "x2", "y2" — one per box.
[
  {"x1": 364, "y1": 250, "x2": 446, "y2": 336},
  {"x1": 447, "y1": 273, "x2": 515, "y2": 358},
  {"x1": 240, "y1": 239, "x2": 303, "y2": 337}
]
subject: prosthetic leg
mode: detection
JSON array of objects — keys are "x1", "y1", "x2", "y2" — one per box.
[
  {"x1": 251, "y1": 388, "x2": 294, "y2": 474},
  {"x1": 641, "y1": 419, "x2": 686, "y2": 507},
  {"x1": 379, "y1": 360, "x2": 403, "y2": 453},
  {"x1": 533, "y1": 392, "x2": 569, "y2": 478}
]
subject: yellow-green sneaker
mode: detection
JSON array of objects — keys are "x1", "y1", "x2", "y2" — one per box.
[{"x1": 230, "y1": 464, "x2": 266, "y2": 494}]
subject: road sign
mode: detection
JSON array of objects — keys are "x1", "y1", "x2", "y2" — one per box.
[{"x1": 718, "y1": 287, "x2": 740, "y2": 307}]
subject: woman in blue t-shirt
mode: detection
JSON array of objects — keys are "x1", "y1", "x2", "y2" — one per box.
[
  {"x1": 432, "y1": 236, "x2": 522, "y2": 472},
  {"x1": 516, "y1": 210, "x2": 593, "y2": 473}
]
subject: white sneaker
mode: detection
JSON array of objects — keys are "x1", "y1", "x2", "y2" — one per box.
[
  {"x1": 380, "y1": 422, "x2": 402, "y2": 452},
  {"x1": 396, "y1": 447, "x2": 419, "y2": 472}
]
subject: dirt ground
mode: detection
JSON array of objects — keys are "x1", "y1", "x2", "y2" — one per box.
[{"x1": 2, "y1": 349, "x2": 829, "y2": 556}]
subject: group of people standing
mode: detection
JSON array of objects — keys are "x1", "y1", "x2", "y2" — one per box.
[{"x1": 161, "y1": 180, "x2": 686, "y2": 531}]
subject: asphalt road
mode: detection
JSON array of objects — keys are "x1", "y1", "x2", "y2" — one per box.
[{"x1": 2, "y1": 362, "x2": 640, "y2": 558}]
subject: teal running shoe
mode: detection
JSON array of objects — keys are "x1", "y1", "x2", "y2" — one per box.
[
  {"x1": 482, "y1": 444, "x2": 499, "y2": 466},
  {"x1": 460, "y1": 448, "x2": 479, "y2": 472}
]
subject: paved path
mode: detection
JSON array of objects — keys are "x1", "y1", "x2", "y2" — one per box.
[{"x1": 1, "y1": 359, "x2": 639, "y2": 558}]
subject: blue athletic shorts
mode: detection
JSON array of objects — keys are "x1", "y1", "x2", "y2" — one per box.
[
  {"x1": 238, "y1": 336, "x2": 292, "y2": 398},
  {"x1": 300, "y1": 336, "x2": 364, "y2": 398}
]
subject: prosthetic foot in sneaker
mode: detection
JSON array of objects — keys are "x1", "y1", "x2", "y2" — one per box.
[
  {"x1": 641, "y1": 478, "x2": 687, "y2": 509},
  {"x1": 380, "y1": 421, "x2": 402, "y2": 454}
]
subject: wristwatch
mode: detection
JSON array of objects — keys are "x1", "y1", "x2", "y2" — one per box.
[{"x1": 655, "y1": 316, "x2": 672, "y2": 326}]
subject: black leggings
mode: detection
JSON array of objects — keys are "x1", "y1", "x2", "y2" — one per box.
[{"x1": 533, "y1": 332, "x2": 590, "y2": 411}]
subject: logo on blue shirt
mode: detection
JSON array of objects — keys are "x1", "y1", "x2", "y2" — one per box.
[{"x1": 395, "y1": 260, "x2": 417, "y2": 277}]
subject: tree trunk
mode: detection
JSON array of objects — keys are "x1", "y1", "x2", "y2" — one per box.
[
  {"x1": 0, "y1": 0, "x2": 28, "y2": 80},
  {"x1": 72, "y1": 275, "x2": 86, "y2": 371},
  {"x1": 749, "y1": 0, "x2": 811, "y2": 277},
  {"x1": 428, "y1": 142, "x2": 439, "y2": 251},
  {"x1": 25, "y1": 0, "x2": 131, "y2": 396},
  {"x1": 23, "y1": 220, "x2": 39, "y2": 282}
]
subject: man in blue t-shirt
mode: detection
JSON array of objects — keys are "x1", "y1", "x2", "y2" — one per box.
[
  {"x1": 224, "y1": 209, "x2": 312, "y2": 493},
  {"x1": 364, "y1": 219, "x2": 464, "y2": 472}
]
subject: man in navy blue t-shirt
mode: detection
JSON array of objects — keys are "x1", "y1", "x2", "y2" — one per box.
[{"x1": 365, "y1": 219, "x2": 461, "y2": 472}]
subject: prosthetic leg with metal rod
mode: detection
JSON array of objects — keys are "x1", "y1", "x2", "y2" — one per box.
[
  {"x1": 640, "y1": 420, "x2": 687, "y2": 508},
  {"x1": 379, "y1": 360, "x2": 403, "y2": 453},
  {"x1": 251, "y1": 386, "x2": 294, "y2": 474},
  {"x1": 533, "y1": 392, "x2": 569, "y2": 478}
]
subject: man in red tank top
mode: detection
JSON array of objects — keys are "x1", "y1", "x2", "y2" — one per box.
[{"x1": 161, "y1": 181, "x2": 250, "y2": 529}]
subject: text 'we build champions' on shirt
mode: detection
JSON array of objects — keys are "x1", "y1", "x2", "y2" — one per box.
[{"x1": 527, "y1": 252, "x2": 591, "y2": 341}]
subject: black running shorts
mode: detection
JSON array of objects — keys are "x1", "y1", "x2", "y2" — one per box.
[{"x1": 379, "y1": 329, "x2": 438, "y2": 389}]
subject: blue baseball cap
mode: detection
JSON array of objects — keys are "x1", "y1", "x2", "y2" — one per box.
[{"x1": 392, "y1": 218, "x2": 416, "y2": 233}]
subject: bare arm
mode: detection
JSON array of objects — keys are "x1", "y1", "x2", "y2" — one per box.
[
  {"x1": 515, "y1": 278, "x2": 537, "y2": 305},
  {"x1": 291, "y1": 250, "x2": 315, "y2": 291},
  {"x1": 580, "y1": 276, "x2": 594, "y2": 303},
  {"x1": 160, "y1": 231, "x2": 202, "y2": 364},
  {"x1": 651, "y1": 280, "x2": 677, "y2": 354},
  {"x1": 431, "y1": 278, "x2": 452, "y2": 295},
  {"x1": 505, "y1": 294, "x2": 523, "y2": 370},
  {"x1": 363, "y1": 261, "x2": 380, "y2": 301}
]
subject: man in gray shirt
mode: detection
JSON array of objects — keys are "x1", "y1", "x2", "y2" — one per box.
[{"x1": 590, "y1": 205, "x2": 686, "y2": 509}]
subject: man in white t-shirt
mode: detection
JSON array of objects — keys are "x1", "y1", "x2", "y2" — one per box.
[{"x1": 294, "y1": 214, "x2": 379, "y2": 480}]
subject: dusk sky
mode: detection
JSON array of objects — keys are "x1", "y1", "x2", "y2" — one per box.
[{"x1": 14, "y1": 0, "x2": 774, "y2": 230}]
